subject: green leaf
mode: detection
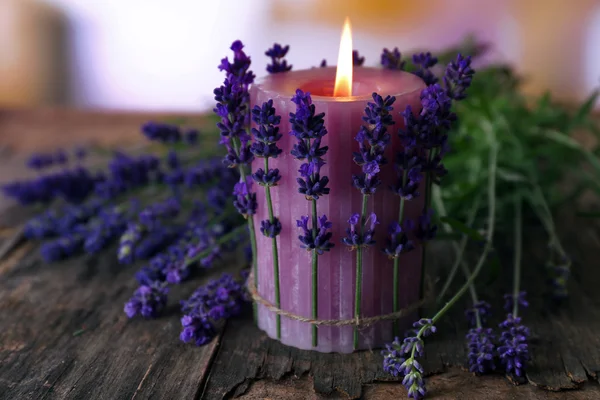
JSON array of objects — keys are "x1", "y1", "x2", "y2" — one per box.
[
  {"x1": 496, "y1": 168, "x2": 528, "y2": 183},
  {"x1": 571, "y1": 90, "x2": 599, "y2": 127},
  {"x1": 439, "y1": 216, "x2": 485, "y2": 241},
  {"x1": 537, "y1": 129, "x2": 581, "y2": 150}
]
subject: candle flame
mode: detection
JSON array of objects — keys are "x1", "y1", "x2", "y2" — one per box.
[{"x1": 333, "y1": 17, "x2": 353, "y2": 97}]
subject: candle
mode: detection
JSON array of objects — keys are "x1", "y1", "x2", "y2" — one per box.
[{"x1": 250, "y1": 37, "x2": 426, "y2": 352}]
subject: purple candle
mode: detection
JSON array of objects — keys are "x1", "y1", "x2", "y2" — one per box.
[{"x1": 250, "y1": 64, "x2": 426, "y2": 353}]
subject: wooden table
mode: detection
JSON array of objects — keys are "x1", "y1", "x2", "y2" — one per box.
[{"x1": 1, "y1": 109, "x2": 600, "y2": 400}]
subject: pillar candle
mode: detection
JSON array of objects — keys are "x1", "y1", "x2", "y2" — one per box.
[{"x1": 250, "y1": 66, "x2": 426, "y2": 353}]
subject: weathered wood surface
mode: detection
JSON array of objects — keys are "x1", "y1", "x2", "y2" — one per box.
[{"x1": 1, "y1": 109, "x2": 600, "y2": 400}]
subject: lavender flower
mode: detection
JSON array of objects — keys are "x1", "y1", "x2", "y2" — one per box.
[
  {"x1": 383, "y1": 221, "x2": 415, "y2": 259},
  {"x1": 548, "y1": 262, "x2": 570, "y2": 299},
  {"x1": 40, "y1": 234, "x2": 84, "y2": 262},
  {"x1": 503, "y1": 291, "x2": 529, "y2": 313},
  {"x1": 465, "y1": 301, "x2": 492, "y2": 327},
  {"x1": 319, "y1": 59, "x2": 327, "y2": 68},
  {"x1": 466, "y1": 328, "x2": 496, "y2": 374},
  {"x1": 118, "y1": 223, "x2": 144, "y2": 264},
  {"x1": 138, "y1": 198, "x2": 181, "y2": 229},
  {"x1": 381, "y1": 47, "x2": 404, "y2": 70},
  {"x1": 352, "y1": 93, "x2": 395, "y2": 195},
  {"x1": 124, "y1": 281, "x2": 169, "y2": 319},
  {"x1": 297, "y1": 162, "x2": 330, "y2": 200},
  {"x1": 214, "y1": 40, "x2": 255, "y2": 167},
  {"x1": 296, "y1": 215, "x2": 335, "y2": 254},
  {"x1": 265, "y1": 43, "x2": 292, "y2": 74},
  {"x1": 260, "y1": 218, "x2": 281, "y2": 238},
  {"x1": 498, "y1": 314, "x2": 530, "y2": 377},
  {"x1": 342, "y1": 212, "x2": 378, "y2": 250},
  {"x1": 179, "y1": 272, "x2": 248, "y2": 346},
  {"x1": 142, "y1": 122, "x2": 182, "y2": 143},
  {"x1": 382, "y1": 337, "x2": 405, "y2": 377},
  {"x1": 353, "y1": 50, "x2": 365, "y2": 66},
  {"x1": 233, "y1": 177, "x2": 257, "y2": 217},
  {"x1": 26, "y1": 153, "x2": 55, "y2": 170},
  {"x1": 413, "y1": 209, "x2": 438, "y2": 242},
  {"x1": 443, "y1": 54, "x2": 475, "y2": 100},
  {"x1": 252, "y1": 168, "x2": 281, "y2": 187},
  {"x1": 412, "y1": 52, "x2": 438, "y2": 86},
  {"x1": 184, "y1": 129, "x2": 199, "y2": 145}
]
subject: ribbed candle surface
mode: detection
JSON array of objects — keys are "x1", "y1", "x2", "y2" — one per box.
[{"x1": 250, "y1": 67, "x2": 426, "y2": 353}]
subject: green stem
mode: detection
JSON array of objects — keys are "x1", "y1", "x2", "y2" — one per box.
[
  {"x1": 434, "y1": 189, "x2": 482, "y2": 303},
  {"x1": 232, "y1": 136, "x2": 259, "y2": 323},
  {"x1": 311, "y1": 199, "x2": 318, "y2": 347},
  {"x1": 512, "y1": 194, "x2": 523, "y2": 318},
  {"x1": 264, "y1": 158, "x2": 281, "y2": 339},
  {"x1": 392, "y1": 171, "x2": 407, "y2": 337},
  {"x1": 417, "y1": 132, "x2": 498, "y2": 340},
  {"x1": 354, "y1": 195, "x2": 369, "y2": 349}
]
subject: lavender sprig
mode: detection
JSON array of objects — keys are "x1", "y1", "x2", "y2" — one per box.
[
  {"x1": 251, "y1": 99, "x2": 283, "y2": 338},
  {"x1": 383, "y1": 128, "x2": 498, "y2": 399},
  {"x1": 265, "y1": 43, "x2": 292, "y2": 74},
  {"x1": 348, "y1": 92, "x2": 395, "y2": 348},
  {"x1": 498, "y1": 196, "x2": 530, "y2": 377},
  {"x1": 124, "y1": 281, "x2": 169, "y2": 319},
  {"x1": 290, "y1": 89, "x2": 332, "y2": 346},
  {"x1": 214, "y1": 40, "x2": 259, "y2": 320},
  {"x1": 180, "y1": 272, "x2": 249, "y2": 346}
]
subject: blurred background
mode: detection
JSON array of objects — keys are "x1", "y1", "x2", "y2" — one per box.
[{"x1": 1, "y1": 0, "x2": 599, "y2": 111}]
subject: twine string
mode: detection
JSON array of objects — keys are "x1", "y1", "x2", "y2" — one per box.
[{"x1": 246, "y1": 271, "x2": 434, "y2": 327}]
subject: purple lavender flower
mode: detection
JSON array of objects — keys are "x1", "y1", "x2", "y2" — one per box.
[
  {"x1": 233, "y1": 177, "x2": 257, "y2": 217},
  {"x1": 342, "y1": 213, "x2": 378, "y2": 249},
  {"x1": 443, "y1": 54, "x2": 475, "y2": 100},
  {"x1": 260, "y1": 218, "x2": 282, "y2": 238},
  {"x1": 353, "y1": 50, "x2": 365, "y2": 66},
  {"x1": 250, "y1": 100, "x2": 283, "y2": 159},
  {"x1": 139, "y1": 198, "x2": 181, "y2": 229},
  {"x1": 142, "y1": 122, "x2": 182, "y2": 143},
  {"x1": 503, "y1": 291, "x2": 529, "y2": 313},
  {"x1": 413, "y1": 209, "x2": 438, "y2": 242},
  {"x1": 297, "y1": 162, "x2": 330, "y2": 200},
  {"x1": 40, "y1": 234, "x2": 84, "y2": 262},
  {"x1": 251, "y1": 168, "x2": 281, "y2": 187},
  {"x1": 26, "y1": 153, "x2": 54, "y2": 170},
  {"x1": 352, "y1": 93, "x2": 395, "y2": 195},
  {"x1": 466, "y1": 328, "x2": 496, "y2": 374},
  {"x1": 383, "y1": 221, "x2": 415, "y2": 259},
  {"x1": 296, "y1": 215, "x2": 335, "y2": 254},
  {"x1": 214, "y1": 41, "x2": 255, "y2": 173},
  {"x1": 319, "y1": 59, "x2": 327, "y2": 68},
  {"x1": 548, "y1": 262, "x2": 570, "y2": 299},
  {"x1": 412, "y1": 52, "x2": 438, "y2": 86},
  {"x1": 381, "y1": 47, "x2": 404, "y2": 70},
  {"x1": 419, "y1": 84, "x2": 455, "y2": 132},
  {"x1": 498, "y1": 314, "x2": 530, "y2": 377},
  {"x1": 124, "y1": 281, "x2": 169, "y2": 319},
  {"x1": 184, "y1": 129, "x2": 199, "y2": 145},
  {"x1": 179, "y1": 272, "x2": 248, "y2": 346},
  {"x1": 382, "y1": 337, "x2": 405, "y2": 377},
  {"x1": 465, "y1": 301, "x2": 492, "y2": 327},
  {"x1": 118, "y1": 223, "x2": 144, "y2": 264},
  {"x1": 265, "y1": 43, "x2": 292, "y2": 74}
]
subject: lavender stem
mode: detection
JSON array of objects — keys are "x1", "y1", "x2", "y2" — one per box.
[
  {"x1": 263, "y1": 157, "x2": 281, "y2": 339},
  {"x1": 354, "y1": 195, "x2": 369, "y2": 349},
  {"x1": 512, "y1": 194, "x2": 522, "y2": 318},
  {"x1": 311, "y1": 198, "x2": 318, "y2": 347}
]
